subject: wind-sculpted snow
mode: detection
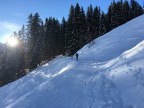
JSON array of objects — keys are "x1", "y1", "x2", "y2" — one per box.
[{"x1": 1, "y1": 15, "x2": 144, "y2": 108}]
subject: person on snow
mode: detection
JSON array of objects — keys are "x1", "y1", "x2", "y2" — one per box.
[{"x1": 76, "y1": 53, "x2": 79, "y2": 61}]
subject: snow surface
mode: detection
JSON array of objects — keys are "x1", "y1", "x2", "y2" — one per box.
[{"x1": 1, "y1": 15, "x2": 144, "y2": 108}]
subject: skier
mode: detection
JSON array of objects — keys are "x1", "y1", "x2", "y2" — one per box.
[{"x1": 76, "y1": 53, "x2": 79, "y2": 61}]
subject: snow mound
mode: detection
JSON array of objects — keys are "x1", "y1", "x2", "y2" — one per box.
[
  {"x1": 105, "y1": 40, "x2": 144, "y2": 108},
  {"x1": 1, "y1": 15, "x2": 144, "y2": 108}
]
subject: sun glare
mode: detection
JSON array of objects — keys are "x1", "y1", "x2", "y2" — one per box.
[{"x1": 7, "y1": 37, "x2": 18, "y2": 47}]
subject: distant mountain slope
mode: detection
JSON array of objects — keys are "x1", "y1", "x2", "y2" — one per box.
[{"x1": 1, "y1": 15, "x2": 144, "y2": 108}]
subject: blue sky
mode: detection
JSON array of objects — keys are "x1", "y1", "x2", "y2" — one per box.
[{"x1": 0, "y1": 0, "x2": 143, "y2": 43}]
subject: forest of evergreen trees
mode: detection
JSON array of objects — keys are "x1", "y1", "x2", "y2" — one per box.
[{"x1": 0, "y1": 0, "x2": 143, "y2": 87}]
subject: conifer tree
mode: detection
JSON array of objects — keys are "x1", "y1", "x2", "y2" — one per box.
[
  {"x1": 100, "y1": 12, "x2": 107, "y2": 35},
  {"x1": 93, "y1": 6, "x2": 101, "y2": 38},
  {"x1": 27, "y1": 13, "x2": 42, "y2": 70},
  {"x1": 111, "y1": 1, "x2": 119, "y2": 29},
  {"x1": 123, "y1": 0, "x2": 131, "y2": 23},
  {"x1": 79, "y1": 7, "x2": 87, "y2": 46},
  {"x1": 53, "y1": 18, "x2": 61, "y2": 56},
  {"x1": 86, "y1": 4, "x2": 94, "y2": 43},
  {"x1": 38, "y1": 21, "x2": 45, "y2": 62},
  {"x1": 107, "y1": 4, "x2": 112, "y2": 32},
  {"x1": 16, "y1": 26, "x2": 27, "y2": 78},
  {"x1": 44, "y1": 17, "x2": 61, "y2": 59},
  {"x1": 61, "y1": 17, "x2": 67, "y2": 54},
  {"x1": 44, "y1": 17, "x2": 53, "y2": 60},
  {"x1": 65, "y1": 5, "x2": 75, "y2": 55},
  {"x1": 117, "y1": 0, "x2": 124, "y2": 25},
  {"x1": 73, "y1": 3, "x2": 82, "y2": 52},
  {"x1": 130, "y1": 0, "x2": 143, "y2": 19},
  {"x1": 43, "y1": 18, "x2": 50, "y2": 60}
]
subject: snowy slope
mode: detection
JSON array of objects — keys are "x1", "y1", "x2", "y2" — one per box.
[
  {"x1": 1, "y1": 15, "x2": 144, "y2": 108},
  {"x1": 79, "y1": 15, "x2": 144, "y2": 62}
]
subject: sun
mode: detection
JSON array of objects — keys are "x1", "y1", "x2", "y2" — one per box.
[{"x1": 7, "y1": 37, "x2": 18, "y2": 47}]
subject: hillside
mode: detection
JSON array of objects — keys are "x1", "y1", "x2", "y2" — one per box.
[{"x1": 1, "y1": 15, "x2": 144, "y2": 108}]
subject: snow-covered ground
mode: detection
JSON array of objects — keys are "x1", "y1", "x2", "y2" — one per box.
[{"x1": 1, "y1": 15, "x2": 144, "y2": 108}]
